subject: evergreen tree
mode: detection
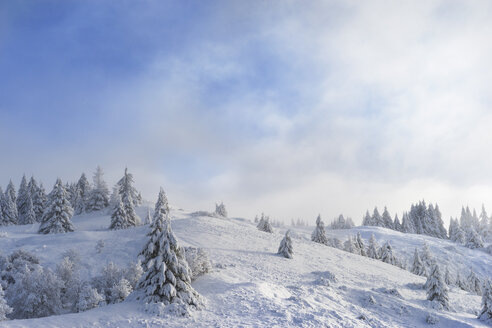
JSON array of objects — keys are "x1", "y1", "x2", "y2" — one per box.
[
  {"x1": 20, "y1": 194, "x2": 37, "y2": 225},
  {"x1": 393, "y1": 214, "x2": 402, "y2": 232},
  {"x1": 479, "y1": 279, "x2": 492, "y2": 323},
  {"x1": 344, "y1": 236, "x2": 357, "y2": 254},
  {"x1": 75, "y1": 173, "x2": 91, "y2": 213},
  {"x1": 311, "y1": 215, "x2": 327, "y2": 245},
  {"x1": 114, "y1": 168, "x2": 141, "y2": 207},
  {"x1": 215, "y1": 202, "x2": 227, "y2": 218},
  {"x1": 137, "y1": 192, "x2": 200, "y2": 307},
  {"x1": 467, "y1": 270, "x2": 482, "y2": 295},
  {"x1": 117, "y1": 169, "x2": 140, "y2": 227},
  {"x1": 278, "y1": 230, "x2": 293, "y2": 259},
  {"x1": 109, "y1": 195, "x2": 129, "y2": 230},
  {"x1": 144, "y1": 208, "x2": 152, "y2": 225},
  {"x1": 87, "y1": 166, "x2": 110, "y2": 212},
  {"x1": 380, "y1": 241, "x2": 397, "y2": 265},
  {"x1": 38, "y1": 179, "x2": 75, "y2": 234},
  {"x1": 420, "y1": 242, "x2": 435, "y2": 269},
  {"x1": 425, "y1": 265, "x2": 449, "y2": 310},
  {"x1": 0, "y1": 187, "x2": 4, "y2": 225},
  {"x1": 32, "y1": 182, "x2": 47, "y2": 222},
  {"x1": 1, "y1": 188, "x2": 18, "y2": 225},
  {"x1": 5, "y1": 180, "x2": 16, "y2": 205},
  {"x1": 479, "y1": 204, "x2": 490, "y2": 240},
  {"x1": 367, "y1": 234, "x2": 380, "y2": 259},
  {"x1": 372, "y1": 207, "x2": 383, "y2": 227},
  {"x1": 401, "y1": 212, "x2": 414, "y2": 233},
  {"x1": 73, "y1": 189, "x2": 85, "y2": 215},
  {"x1": 257, "y1": 214, "x2": 273, "y2": 233},
  {"x1": 16, "y1": 175, "x2": 29, "y2": 224},
  {"x1": 381, "y1": 207, "x2": 393, "y2": 229},
  {"x1": 465, "y1": 228, "x2": 484, "y2": 249},
  {"x1": 411, "y1": 248, "x2": 426, "y2": 276},
  {"x1": 355, "y1": 232, "x2": 367, "y2": 256},
  {"x1": 154, "y1": 187, "x2": 169, "y2": 216},
  {"x1": 0, "y1": 284, "x2": 12, "y2": 321},
  {"x1": 456, "y1": 272, "x2": 467, "y2": 291},
  {"x1": 362, "y1": 210, "x2": 372, "y2": 226}
]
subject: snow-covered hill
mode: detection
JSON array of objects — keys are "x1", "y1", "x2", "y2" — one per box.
[{"x1": 0, "y1": 209, "x2": 489, "y2": 327}]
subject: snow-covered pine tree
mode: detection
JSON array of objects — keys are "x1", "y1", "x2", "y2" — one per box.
[
  {"x1": 433, "y1": 204, "x2": 447, "y2": 239},
  {"x1": 5, "y1": 180, "x2": 16, "y2": 206},
  {"x1": 257, "y1": 214, "x2": 273, "y2": 233},
  {"x1": 362, "y1": 210, "x2": 372, "y2": 226},
  {"x1": 479, "y1": 279, "x2": 492, "y2": 323},
  {"x1": 215, "y1": 202, "x2": 227, "y2": 218},
  {"x1": 38, "y1": 179, "x2": 75, "y2": 234},
  {"x1": 355, "y1": 232, "x2": 367, "y2": 256},
  {"x1": 32, "y1": 182, "x2": 47, "y2": 222},
  {"x1": 372, "y1": 207, "x2": 383, "y2": 227},
  {"x1": 381, "y1": 207, "x2": 393, "y2": 229},
  {"x1": 401, "y1": 212, "x2": 414, "y2": 233},
  {"x1": 311, "y1": 214, "x2": 327, "y2": 245},
  {"x1": 16, "y1": 175, "x2": 29, "y2": 224},
  {"x1": 393, "y1": 214, "x2": 402, "y2": 232},
  {"x1": 1, "y1": 188, "x2": 18, "y2": 225},
  {"x1": 75, "y1": 173, "x2": 91, "y2": 213},
  {"x1": 444, "y1": 266, "x2": 453, "y2": 286},
  {"x1": 278, "y1": 230, "x2": 293, "y2": 259},
  {"x1": 20, "y1": 194, "x2": 37, "y2": 225},
  {"x1": 109, "y1": 195, "x2": 130, "y2": 230},
  {"x1": 420, "y1": 242, "x2": 435, "y2": 269},
  {"x1": 87, "y1": 166, "x2": 110, "y2": 212},
  {"x1": 114, "y1": 168, "x2": 141, "y2": 207},
  {"x1": 411, "y1": 248, "x2": 427, "y2": 276},
  {"x1": 73, "y1": 189, "x2": 85, "y2": 215},
  {"x1": 479, "y1": 205, "x2": 490, "y2": 240},
  {"x1": 116, "y1": 169, "x2": 141, "y2": 227},
  {"x1": 0, "y1": 284, "x2": 12, "y2": 321},
  {"x1": 344, "y1": 236, "x2": 358, "y2": 254},
  {"x1": 467, "y1": 270, "x2": 482, "y2": 295},
  {"x1": 137, "y1": 192, "x2": 201, "y2": 307},
  {"x1": 367, "y1": 234, "x2": 380, "y2": 259},
  {"x1": 380, "y1": 241, "x2": 397, "y2": 265},
  {"x1": 425, "y1": 265, "x2": 449, "y2": 310},
  {"x1": 465, "y1": 228, "x2": 484, "y2": 249},
  {"x1": 145, "y1": 208, "x2": 152, "y2": 225}
]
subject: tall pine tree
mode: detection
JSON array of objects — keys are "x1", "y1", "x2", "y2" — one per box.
[{"x1": 38, "y1": 179, "x2": 75, "y2": 234}]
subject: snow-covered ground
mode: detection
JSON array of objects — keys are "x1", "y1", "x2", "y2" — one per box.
[{"x1": 0, "y1": 208, "x2": 489, "y2": 327}]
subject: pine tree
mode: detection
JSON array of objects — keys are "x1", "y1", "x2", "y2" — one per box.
[
  {"x1": 393, "y1": 214, "x2": 402, "y2": 232},
  {"x1": 137, "y1": 191, "x2": 200, "y2": 307},
  {"x1": 465, "y1": 228, "x2": 484, "y2": 249},
  {"x1": 16, "y1": 175, "x2": 29, "y2": 224},
  {"x1": 114, "y1": 168, "x2": 141, "y2": 207},
  {"x1": 21, "y1": 194, "x2": 37, "y2": 225},
  {"x1": 75, "y1": 173, "x2": 91, "y2": 213},
  {"x1": 355, "y1": 232, "x2": 367, "y2": 256},
  {"x1": 372, "y1": 207, "x2": 383, "y2": 227},
  {"x1": 109, "y1": 195, "x2": 129, "y2": 230},
  {"x1": 0, "y1": 187, "x2": 4, "y2": 226},
  {"x1": 420, "y1": 242, "x2": 435, "y2": 269},
  {"x1": 311, "y1": 215, "x2": 327, "y2": 245},
  {"x1": 215, "y1": 202, "x2": 227, "y2": 218},
  {"x1": 0, "y1": 284, "x2": 12, "y2": 321},
  {"x1": 154, "y1": 187, "x2": 169, "y2": 216},
  {"x1": 32, "y1": 183, "x2": 47, "y2": 222},
  {"x1": 426, "y1": 265, "x2": 449, "y2": 309},
  {"x1": 38, "y1": 179, "x2": 75, "y2": 234},
  {"x1": 144, "y1": 208, "x2": 152, "y2": 225},
  {"x1": 479, "y1": 279, "x2": 492, "y2": 323},
  {"x1": 112, "y1": 169, "x2": 141, "y2": 228},
  {"x1": 467, "y1": 270, "x2": 482, "y2": 295},
  {"x1": 456, "y1": 272, "x2": 467, "y2": 291},
  {"x1": 381, "y1": 207, "x2": 393, "y2": 229},
  {"x1": 5, "y1": 180, "x2": 16, "y2": 205},
  {"x1": 362, "y1": 210, "x2": 372, "y2": 226},
  {"x1": 367, "y1": 234, "x2": 380, "y2": 259},
  {"x1": 278, "y1": 230, "x2": 293, "y2": 259},
  {"x1": 401, "y1": 212, "x2": 414, "y2": 233},
  {"x1": 1, "y1": 188, "x2": 18, "y2": 225},
  {"x1": 73, "y1": 189, "x2": 85, "y2": 215},
  {"x1": 380, "y1": 241, "x2": 397, "y2": 265},
  {"x1": 479, "y1": 204, "x2": 490, "y2": 240},
  {"x1": 257, "y1": 214, "x2": 273, "y2": 233},
  {"x1": 411, "y1": 248, "x2": 427, "y2": 276},
  {"x1": 87, "y1": 166, "x2": 110, "y2": 212}
]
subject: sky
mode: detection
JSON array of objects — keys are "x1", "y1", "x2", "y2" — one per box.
[{"x1": 1, "y1": 0, "x2": 492, "y2": 225}]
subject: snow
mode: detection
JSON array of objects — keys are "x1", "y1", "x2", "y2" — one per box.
[{"x1": 0, "y1": 208, "x2": 489, "y2": 327}]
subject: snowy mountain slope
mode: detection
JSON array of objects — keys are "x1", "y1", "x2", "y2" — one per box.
[{"x1": 0, "y1": 209, "x2": 488, "y2": 327}]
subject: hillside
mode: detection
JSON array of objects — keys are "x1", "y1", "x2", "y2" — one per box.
[{"x1": 0, "y1": 208, "x2": 488, "y2": 328}]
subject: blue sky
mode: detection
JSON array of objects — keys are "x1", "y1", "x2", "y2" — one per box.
[{"x1": 1, "y1": 1, "x2": 492, "y2": 224}]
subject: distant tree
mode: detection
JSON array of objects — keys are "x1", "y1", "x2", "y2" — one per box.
[
  {"x1": 479, "y1": 205, "x2": 490, "y2": 240},
  {"x1": 5, "y1": 180, "x2": 17, "y2": 206},
  {"x1": 16, "y1": 175, "x2": 29, "y2": 224},
  {"x1": 467, "y1": 270, "x2": 482, "y2": 295},
  {"x1": 425, "y1": 265, "x2": 449, "y2": 310},
  {"x1": 465, "y1": 228, "x2": 484, "y2": 249},
  {"x1": 30, "y1": 178, "x2": 46, "y2": 222},
  {"x1": 38, "y1": 179, "x2": 75, "y2": 234},
  {"x1": 257, "y1": 213, "x2": 273, "y2": 233},
  {"x1": 114, "y1": 168, "x2": 141, "y2": 207},
  {"x1": 355, "y1": 232, "x2": 367, "y2": 256},
  {"x1": 371, "y1": 207, "x2": 383, "y2": 227},
  {"x1": 20, "y1": 195, "x2": 37, "y2": 225},
  {"x1": 411, "y1": 248, "x2": 426, "y2": 276},
  {"x1": 137, "y1": 192, "x2": 201, "y2": 307},
  {"x1": 311, "y1": 215, "x2": 327, "y2": 245},
  {"x1": 0, "y1": 284, "x2": 12, "y2": 321},
  {"x1": 380, "y1": 241, "x2": 397, "y2": 265},
  {"x1": 344, "y1": 236, "x2": 358, "y2": 254},
  {"x1": 144, "y1": 208, "x2": 152, "y2": 225},
  {"x1": 381, "y1": 207, "x2": 393, "y2": 229},
  {"x1": 3, "y1": 182, "x2": 18, "y2": 224},
  {"x1": 330, "y1": 214, "x2": 354, "y2": 229},
  {"x1": 366, "y1": 234, "x2": 380, "y2": 259},
  {"x1": 215, "y1": 202, "x2": 227, "y2": 218},
  {"x1": 75, "y1": 173, "x2": 91, "y2": 213},
  {"x1": 479, "y1": 279, "x2": 492, "y2": 323},
  {"x1": 278, "y1": 230, "x2": 293, "y2": 259},
  {"x1": 393, "y1": 214, "x2": 402, "y2": 232},
  {"x1": 401, "y1": 212, "x2": 414, "y2": 233},
  {"x1": 362, "y1": 210, "x2": 372, "y2": 226},
  {"x1": 87, "y1": 166, "x2": 110, "y2": 212},
  {"x1": 109, "y1": 195, "x2": 130, "y2": 230},
  {"x1": 420, "y1": 242, "x2": 435, "y2": 269}
]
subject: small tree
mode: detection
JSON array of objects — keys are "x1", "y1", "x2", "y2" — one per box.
[
  {"x1": 311, "y1": 215, "x2": 327, "y2": 245},
  {"x1": 109, "y1": 195, "x2": 129, "y2": 230},
  {"x1": 257, "y1": 213, "x2": 273, "y2": 233},
  {"x1": 87, "y1": 166, "x2": 110, "y2": 212},
  {"x1": 355, "y1": 232, "x2": 367, "y2": 256},
  {"x1": 75, "y1": 284, "x2": 104, "y2": 312},
  {"x1": 278, "y1": 230, "x2": 293, "y2": 259},
  {"x1": 215, "y1": 202, "x2": 227, "y2": 218},
  {"x1": 38, "y1": 179, "x2": 74, "y2": 234},
  {"x1": 0, "y1": 284, "x2": 12, "y2": 321},
  {"x1": 366, "y1": 234, "x2": 380, "y2": 259},
  {"x1": 479, "y1": 279, "x2": 492, "y2": 323},
  {"x1": 380, "y1": 241, "x2": 397, "y2": 265},
  {"x1": 465, "y1": 228, "x2": 484, "y2": 249},
  {"x1": 411, "y1": 248, "x2": 426, "y2": 276},
  {"x1": 425, "y1": 265, "x2": 449, "y2": 310}
]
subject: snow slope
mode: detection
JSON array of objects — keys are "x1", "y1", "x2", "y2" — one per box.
[{"x1": 0, "y1": 209, "x2": 489, "y2": 327}]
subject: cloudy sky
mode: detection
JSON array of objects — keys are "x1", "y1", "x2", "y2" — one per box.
[{"x1": 1, "y1": 1, "x2": 492, "y2": 225}]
